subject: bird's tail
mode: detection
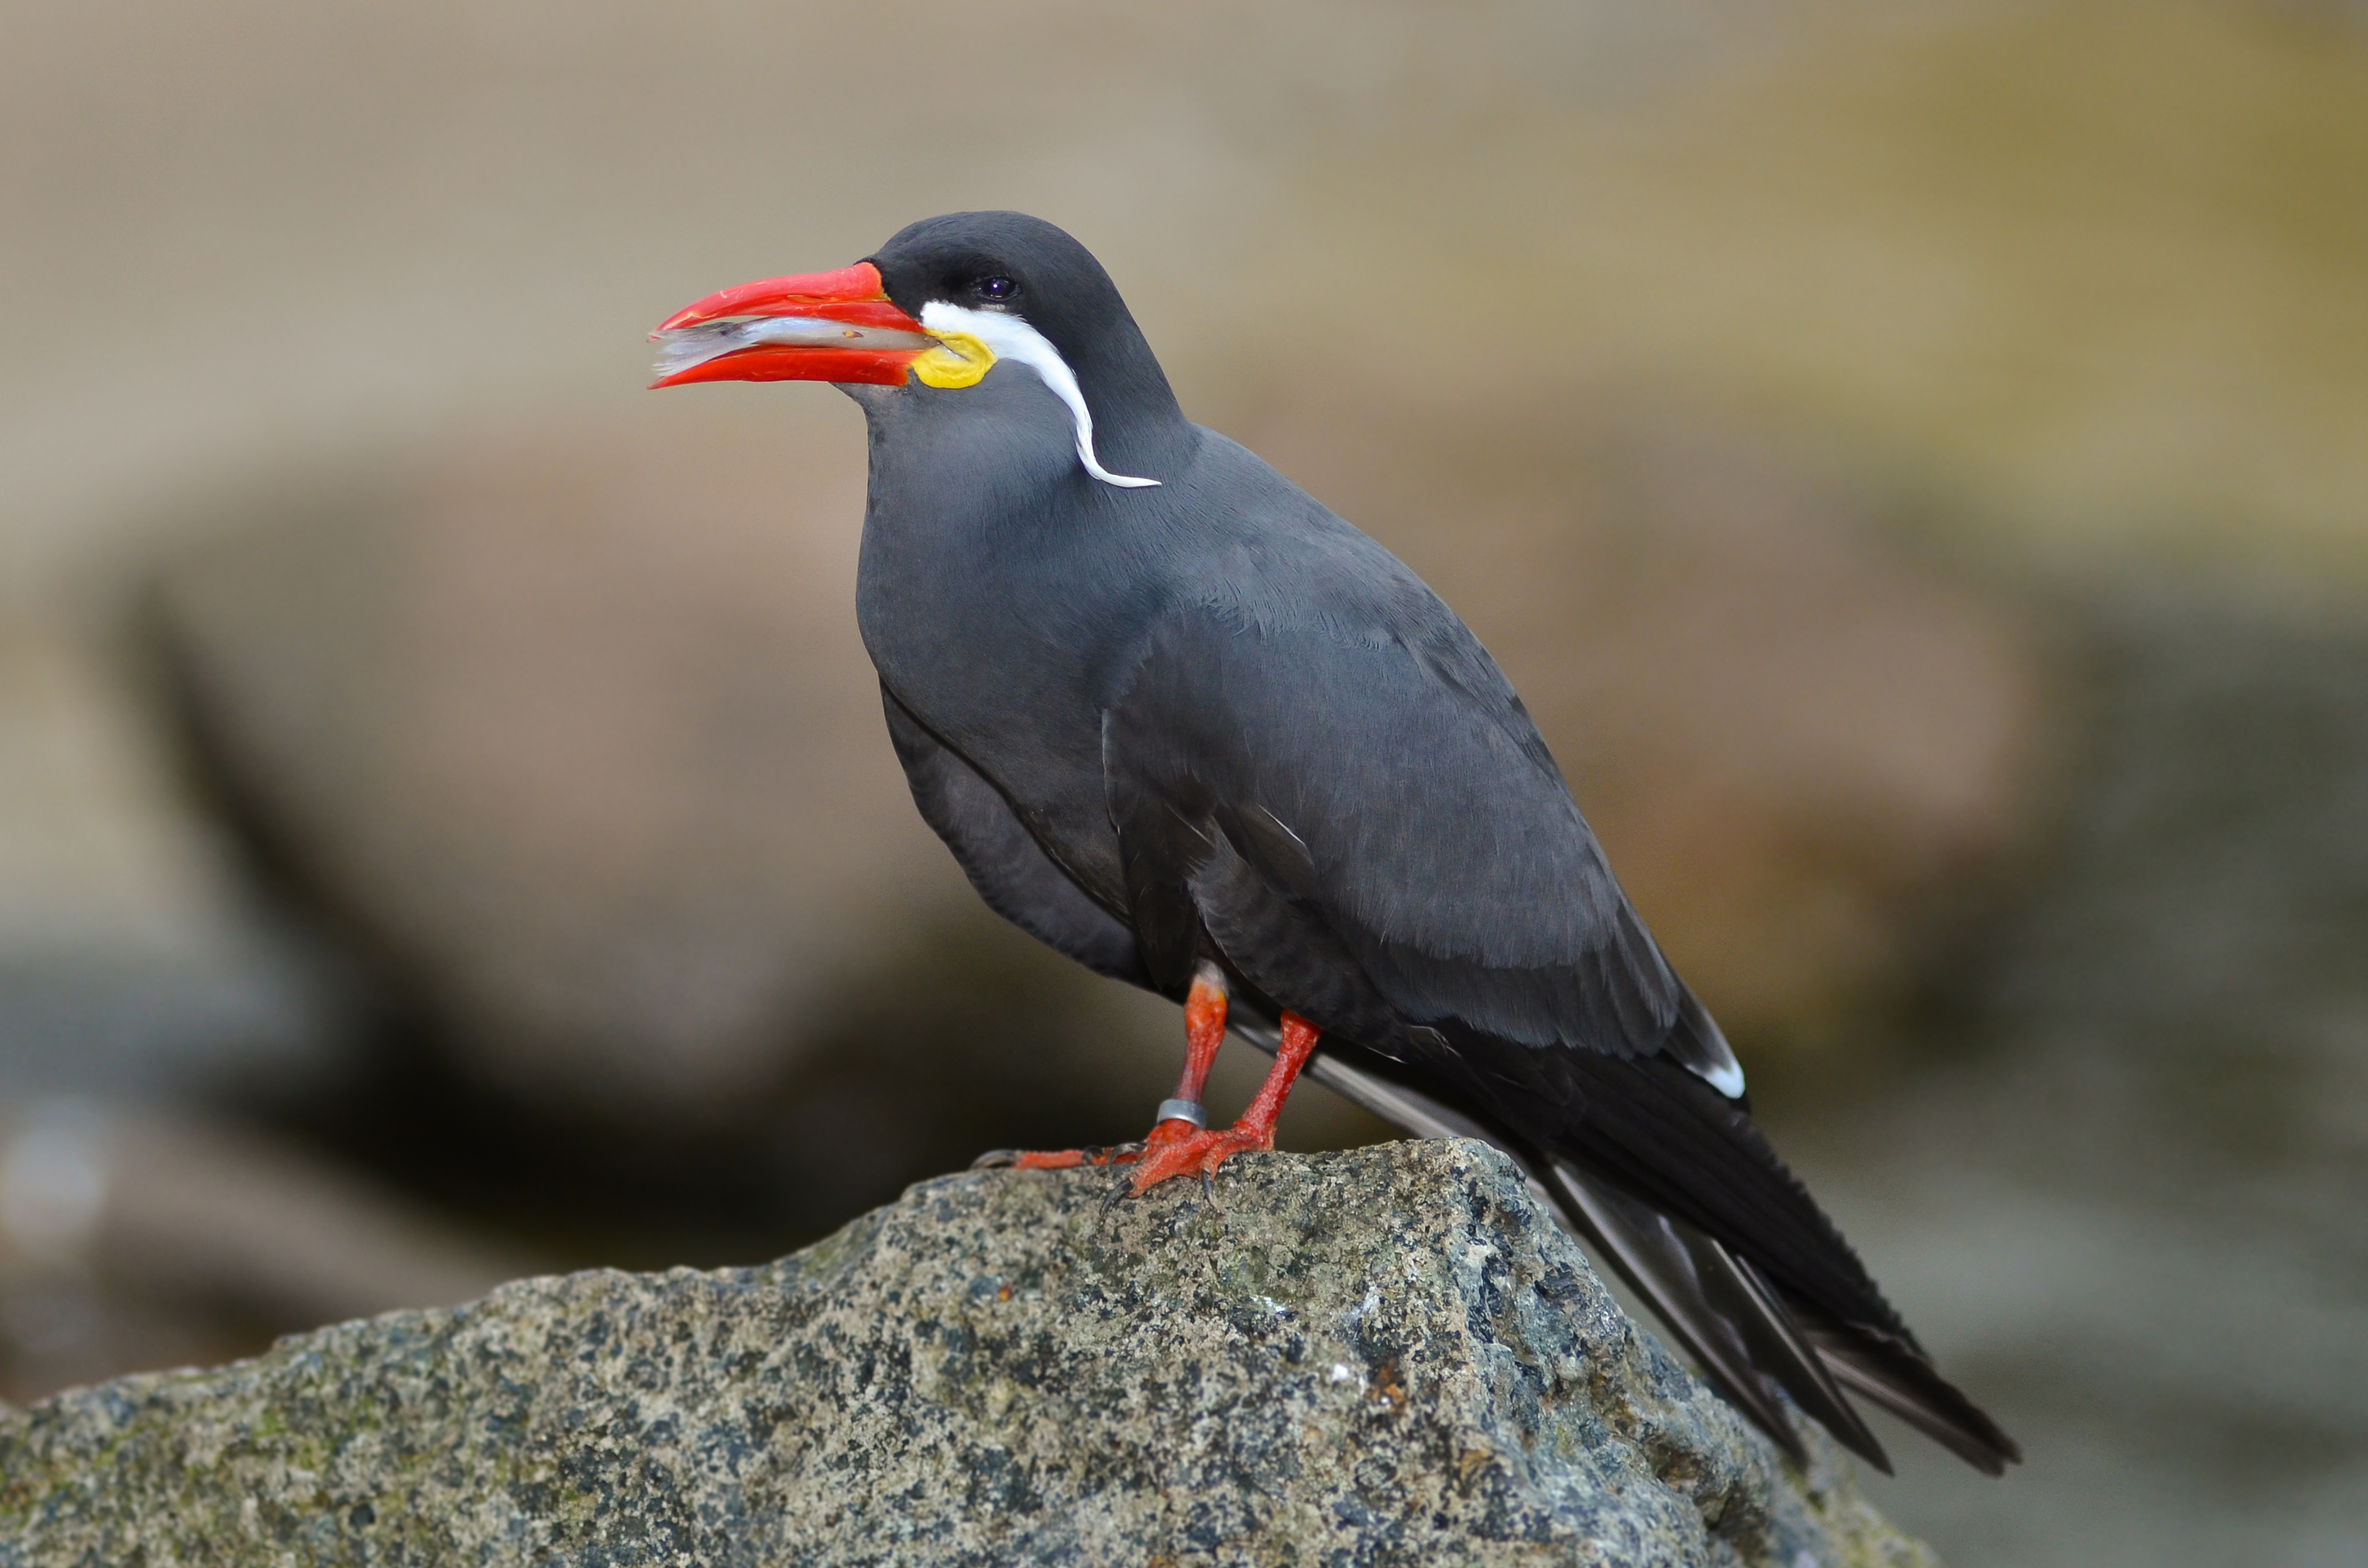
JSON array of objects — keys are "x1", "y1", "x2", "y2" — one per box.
[{"x1": 1240, "y1": 1027, "x2": 2021, "y2": 1476}]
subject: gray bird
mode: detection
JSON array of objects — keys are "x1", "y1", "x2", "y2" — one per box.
[{"x1": 650, "y1": 211, "x2": 2020, "y2": 1476}]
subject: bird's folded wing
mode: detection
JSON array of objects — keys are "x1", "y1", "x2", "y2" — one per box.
[
  {"x1": 884, "y1": 683, "x2": 1151, "y2": 987},
  {"x1": 1100, "y1": 574, "x2": 1731, "y2": 1087}
]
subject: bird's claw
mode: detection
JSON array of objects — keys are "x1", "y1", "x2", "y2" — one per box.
[
  {"x1": 1129, "y1": 1125, "x2": 1271, "y2": 1193},
  {"x1": 980, "y1": 1140, "x2": 1152, "y2": 1173},
  {"x1": 976, "y1": 1121, "x2": 1249, "y2": 1189}
]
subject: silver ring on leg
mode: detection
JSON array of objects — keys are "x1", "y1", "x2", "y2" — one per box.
[{"x1": 1154, "y1": 1098, "x2": 1207, "y2": 1128}]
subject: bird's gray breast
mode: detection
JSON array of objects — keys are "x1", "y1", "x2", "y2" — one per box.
[{"x1": 852, "y1": 370, "x2": 1161, "y2": 908}]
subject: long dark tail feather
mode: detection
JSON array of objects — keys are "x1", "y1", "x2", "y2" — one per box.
[
  {"x1": 1545, "y1": 1160, "x2": 1842, "y2": 1467},
  {"x1": 1236, "y1": 1024, "x2": 2018, "y2": 1476},
  {"x1": 1546, "y1": 1164, "x2": 1894, "y2": 1472},
  {"x1": 1802, "y1": 1323, "x2": 2022, "y2": 1476}
]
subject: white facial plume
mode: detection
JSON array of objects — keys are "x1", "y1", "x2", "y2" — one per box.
[{"x1": 919, "y1": 301, "x2": 1160, "y2": 489}]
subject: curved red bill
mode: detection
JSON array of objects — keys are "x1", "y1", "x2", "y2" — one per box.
[
  {"x1": 656, "y1": 345, "x2": 924, "y2": 388},
  {"x1": 648, "y1": 260, "x2": 929, "y2": 389}
]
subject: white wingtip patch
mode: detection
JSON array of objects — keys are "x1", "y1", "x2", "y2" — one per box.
[
  {"x1": 1699, "y1": 1058, "x2": 1747, "y2": 1099},
  {"x1": 919, "y1": 301, "x2": 1160, "y2": 489}
]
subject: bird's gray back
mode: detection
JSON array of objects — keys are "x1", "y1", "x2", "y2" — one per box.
[{"x1": 857, "y1": 383, "x2": 1672, "y2": 1053}]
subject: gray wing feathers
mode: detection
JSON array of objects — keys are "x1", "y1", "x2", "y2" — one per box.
[
  {"x1": 883, "y1": 686, "x2": 1151, "y2": 987},
  {"x1": 1106, "y1": 589, "x2": 1742, "y2": 1091}
]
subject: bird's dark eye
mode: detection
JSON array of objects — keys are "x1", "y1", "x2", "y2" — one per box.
[{"x1": 974, "y1": 275, "x2": 1017, "y2": 301}]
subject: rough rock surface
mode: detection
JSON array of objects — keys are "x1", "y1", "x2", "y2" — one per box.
[{"x1": 0, "y1": 1140, "x2": 1933, "y2": 1566}]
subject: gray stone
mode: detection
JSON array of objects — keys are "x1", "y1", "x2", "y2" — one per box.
[{"x1": 0, "y1": 1140, "x2": 1934, "y2": 1566}]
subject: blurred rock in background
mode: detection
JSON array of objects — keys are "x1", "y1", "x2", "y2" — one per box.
[
  {"x1": 135, "y1": 422, "x2": 1388, "y2": 1269},
  {"x1": 0, "y1": 1097, "x2": 523, "y2": 1406},
  {"x1": 0, "y1": 622, "x2": 326, "y2": 1105},
  {"x1": 148, "y1": 395, "x2": 2054, "y2": 1106},
  {"x1": 126, "y1": 390, "x2": 2055, "y2": 1278},
  {"x1": 148, "y1": 425, "x2": 907, "y2": 1124},
  {"x1": 3, "y1": 2, "x2": 2365, "y2": 1562},
  {"x1": 1760, "y1": 583, "x2": 2368, "y2": 1562}
]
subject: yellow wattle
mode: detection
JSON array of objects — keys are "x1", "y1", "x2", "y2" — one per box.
[{"x1": 912, "y1": 330, "x2": 995, "y2": 389}]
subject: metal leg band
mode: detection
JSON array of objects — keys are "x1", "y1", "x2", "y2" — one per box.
[{"x1": 1154, "y1": 1098, "x2": 1207, "y2": 1129}]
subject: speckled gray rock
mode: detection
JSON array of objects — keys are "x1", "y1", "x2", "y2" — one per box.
[{"x1": 0, "y1": 1140, "x2": 1933, "y2": 1566}]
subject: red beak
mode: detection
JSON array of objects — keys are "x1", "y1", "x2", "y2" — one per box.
[{"x1": 647, "y1": 261, "x2": 931, "y2": 389}]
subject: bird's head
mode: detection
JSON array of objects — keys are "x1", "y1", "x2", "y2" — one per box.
[{"x1": 650, "y1": 211, "x2": 1175, "y2": 488}]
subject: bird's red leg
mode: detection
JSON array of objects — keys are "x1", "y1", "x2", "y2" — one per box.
[
  {"x1": 1129, "y1": 1009, "x2": 1321, "y2": 1192},
  {"x1": 1144, "y1": 962, "x2": 1230, "y2": 1148},
  {"x1": 1006, "y1": 964, "x2": 1231, "y2": 1171}
]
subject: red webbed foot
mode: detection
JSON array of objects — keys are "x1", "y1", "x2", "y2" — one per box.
[
  {"x1": 1012, "y1": 1147, "x2": 1101, "y2": 1171},
  {"x1": 972, "y1": 1141, "x2": 1137, "y2": 1171},
  {"x1": 970, "y1": 1115, "x2": 1201, "y2": 1172},
  {"x1": 1131, "y1": 1009, "x2": 1321, "y2": 1194},
  {"x1": 972, "y1": 964, "x2": 1237, "y2": 1176},
  {"x1": 1128, "y1": 1121, "x2": 1272, "y2": 1192},
  {"x1": 975, "y1": 979, "x2": 1322, "y2": 1205}
]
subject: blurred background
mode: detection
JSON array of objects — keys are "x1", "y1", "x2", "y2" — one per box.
[{"x1": 2, "y1": 0, "x2": 2364, "y2": 1560}]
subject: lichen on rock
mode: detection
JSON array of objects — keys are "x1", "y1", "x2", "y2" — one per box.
[{"x1": 0, "y1": 1139, "x2": 1935, "y2": 1566}]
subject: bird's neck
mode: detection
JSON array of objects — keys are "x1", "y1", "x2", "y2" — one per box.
[{"x1": 1067, "y1": 317, "x2": 1195, "y2": 477}]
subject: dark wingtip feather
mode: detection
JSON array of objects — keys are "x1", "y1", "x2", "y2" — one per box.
[
  {"x1": 1543, "y1": 1161, "x2": 1811, "y2": 1466},
  {"x1": 1710, "y1": 1244, "x2": 1893, "y2": 1473},
  {"x1": 1804, "y1": 1324, "x2": 2023, "y2": 1477},
  {"x1": 1260, "y1": 1035, "x2": 2021, "y2": 1476}
]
